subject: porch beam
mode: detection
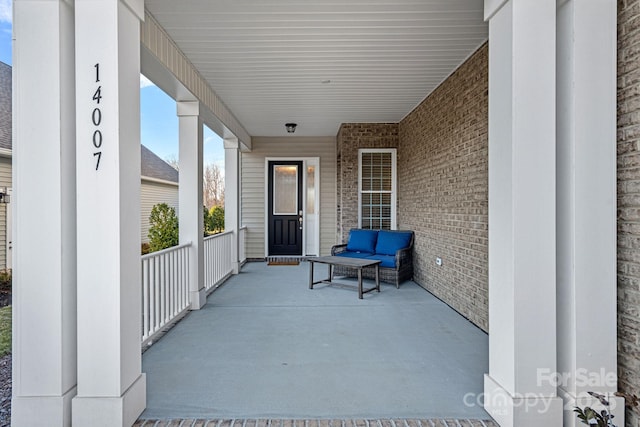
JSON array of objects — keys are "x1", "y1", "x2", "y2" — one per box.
[
  {"x1": 484, "y1": 0, "x2": 563, "y2": 425},
  {"x1": 224, "y1": 137, "x2": 241, "y2": 274},
  {"x1": 11, "y1": 0, "x2": 77, "y2": 424},
  {"x1": 141, "y1": 12, "x2": 252, "y2": 150},
  {"x1": 178, "y1": 101, "x2": 206, "y2": 308},
  {"x1": 72, "y1": 0, "x2": 146, "y2": 424},
  {"x1": 556, "y1": 0, "x2": 623, "y2": 424}
]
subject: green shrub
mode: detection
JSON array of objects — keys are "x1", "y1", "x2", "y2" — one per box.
[
  {"x1": 141, "y1": 242, "x2": 151, "y2": 255},
  {"x1": 148, "y1": 203, "x2": 179, "y2": 252},
  {"x1": 208, "y1": 206, "x2": 225, "y2": 233},
  {"x1": 203, "y1": 205, "x2": 211, "y2": 236},
  {"x1": 0, "y1": 305, "x2": 11, "y2": 357},
  {"x1": 0, "y1": 269, "x2": 10, "y2": 293}
]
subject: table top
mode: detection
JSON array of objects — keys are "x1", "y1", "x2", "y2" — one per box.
[{"x1": 308, "y1": 255, "x2": 381, "y2": 268}]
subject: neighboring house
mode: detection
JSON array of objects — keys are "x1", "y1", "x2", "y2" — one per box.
[
  {"x1": 140, "y1": 144, "x2": 179, "y2": 243},
  {"x1": 0, "y1": 62, "x2": 176, "y2": 256},
  {"x1": 0, "y1": 62, "x2": 11, "y2": 271}
]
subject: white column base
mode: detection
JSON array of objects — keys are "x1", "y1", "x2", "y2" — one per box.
[
  {"x1": 72, "y1": 373, "x2": 146, "y2": 427},
  {"x1": 12, "y1": 386, "x2": 77, "y2": 427},
  {"x1": 232, "y1": 261, "x2": 240, "y2": 275},
  {"x1": 558, "y1": 387, "x2": 625, "y2": 427},
  {"x1": 190, "y1": 288, "x2": 206, "y2": 310},
  {"x1": 484, "y1": 374, "x2": 563, "y2": 427}
]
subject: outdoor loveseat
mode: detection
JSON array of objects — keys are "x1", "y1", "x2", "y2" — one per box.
[{"x1": 331, "y1": 228, "x2": 414, "y2": 288}]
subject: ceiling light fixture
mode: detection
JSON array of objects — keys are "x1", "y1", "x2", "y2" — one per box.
[{"x1": 285, "y1": 123, "x2": 297, "y2": 133}]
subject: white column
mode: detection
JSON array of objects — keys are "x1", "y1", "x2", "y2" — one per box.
[
  {"x1": 556, "y1": 0, "x2": 623, "y2": 425},
  {"x1": 72, "y1": 0, "x2": 146, "y2": 425},
  {"x1": 224, "y1": 137, "x2": 240, "y2": 274},
  {"x1": 11, "y1": 1, "x2": 77, "y2": 425},
  {"x1": 178, "y1": 101, "x2": 206, "y2": 308},
  {"x1": 483, "y1": 1, "x2": 563, "y2": 425}
]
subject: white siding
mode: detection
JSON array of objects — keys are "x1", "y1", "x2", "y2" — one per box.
[
  {"x1": 241, "y1": 137, "x2": 337, "y2": 259},
  {"x1": 0, "y1": 157, "x2": 10, "y2": 269},
  {"x1": 141, "y1": 179, "x2": 179, "y2": 243}
]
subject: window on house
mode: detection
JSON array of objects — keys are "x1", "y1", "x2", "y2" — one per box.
[{"x1": 358, "y1": 149, "x2": 397, "y2": 230}]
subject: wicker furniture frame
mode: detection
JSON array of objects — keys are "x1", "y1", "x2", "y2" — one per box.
[{"x1": 330, "y1": 229, "x2": 414, "y2": 288}]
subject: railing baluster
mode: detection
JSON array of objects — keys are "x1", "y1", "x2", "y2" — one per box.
[
  {"x1": 169, "y1": 253, "x2": 172, "y2": 317},
  {"x1": 142, "y1": 258, "x2": 149, "y2": 341},
  {"x1": 149, "y1": 257, "x2": 156, "y2": 336}
]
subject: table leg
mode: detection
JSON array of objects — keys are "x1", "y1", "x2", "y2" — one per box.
[
  {"x1": 358, "y1": 268, "x2": 363, "y2": 299},
  {"x1": 375, "y1": 264, "x2": 380, "y2": 292},
  {"x1": 309, "y1": 261, "x2": 314, "y2": 289},
  {"x1": 328, "y1": 264, "x2": 333, "y2": 282}
]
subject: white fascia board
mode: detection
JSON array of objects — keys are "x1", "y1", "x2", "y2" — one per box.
[{"x1": 141, "y1": 175, "x2": 179, "y2": 187}]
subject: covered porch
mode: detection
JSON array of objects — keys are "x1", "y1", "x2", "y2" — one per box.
[
  {"x1": 10, "y1": 1, "x2": 622, "y2": 426},
  {"x1": 139, "y1": 261, "x2": 491, "y2": 422}
]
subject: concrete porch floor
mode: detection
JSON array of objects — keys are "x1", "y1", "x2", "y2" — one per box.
[{"x1": 140, "y1": 261, "x2": 493, "y2": 422}]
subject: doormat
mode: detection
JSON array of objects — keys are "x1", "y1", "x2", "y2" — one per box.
[
  {"x1": 268, "y1": 261, "x2": 300, "y2": 266},
  {"x1": 267, "y1": 257, "x2": 301, "y2": 266}
]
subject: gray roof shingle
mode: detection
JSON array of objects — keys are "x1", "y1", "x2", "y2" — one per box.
[
  {"x1": 141, "y1": 144, "x2": 178, "y2": 183},
  {"x1": 0, "y1": 62, "x2": 11, "y2": 151}
]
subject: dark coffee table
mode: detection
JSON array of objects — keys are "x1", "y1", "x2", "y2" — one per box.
[{"x1": 308, "y1": 255, "x2": 381, "y2": 299}]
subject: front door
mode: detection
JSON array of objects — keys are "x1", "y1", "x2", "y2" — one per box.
[{"x1": 268, "y1": 161, "x2": 303, "y2": 256}]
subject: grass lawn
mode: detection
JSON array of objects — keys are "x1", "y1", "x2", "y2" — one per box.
[{"x1": 0, "y1": 305, "x2": 10, "y2": 357}]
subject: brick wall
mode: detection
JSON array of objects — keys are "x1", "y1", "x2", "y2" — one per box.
[
  {"x1": 397, "y1": 44, "x2": 489, "y2": 331},
  {"x1": 336, "y1": 123, "x2": 399, "y2": 242},
  {"x1": 618, "y1": 1, "x2": 640, "y2": 425}
]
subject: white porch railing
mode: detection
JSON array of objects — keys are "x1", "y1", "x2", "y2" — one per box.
[
  {"x1": 141, "y1": 242, "x2": 191, "y2": 345},
  {"x1": 141, "y1": 228, "x2": 247, "y2": 346},
  {"x1": 204, "y1": 231, "x2": 234, "y2": 291}
]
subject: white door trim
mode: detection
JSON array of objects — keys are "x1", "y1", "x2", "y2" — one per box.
[{"x1": 264, "y1": 157, "x2": 320, "y2": 257}]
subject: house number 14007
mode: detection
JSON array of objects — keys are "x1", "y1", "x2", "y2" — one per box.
[{"x1": 92, "y1": 63, "x2": 103, "y2": 170}]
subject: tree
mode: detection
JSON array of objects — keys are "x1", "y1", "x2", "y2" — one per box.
[
  {"x1": 165, "y1": 155, "x2": 179, "y2": 171},
  {"x1": 148, "y1": 203, "x2": 179, "y2": 252},
  {"x1": 208, "y1": 206, "x2": 225, "y2": 233},
  {"x1": 203, "y1": 163, "x2": 224, "y2": 209}
]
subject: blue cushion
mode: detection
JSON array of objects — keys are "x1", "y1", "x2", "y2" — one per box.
[
  {"x1": 365, "y1": 254, "x2": 397, "y2": 269},
  {"x1": 374, "y1": 231, "x2": 412, "y2": 256},
  {"x1": 346, "y1": 229, "x2": 378, "y2": 253},
  {"x1": 335, "y1": 251, "x2": 373, "y2": 260}
]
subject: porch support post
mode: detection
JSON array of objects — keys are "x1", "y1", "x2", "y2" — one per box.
[
  {"x1": 483, "y1": 1, "x2": 563, "y2": 425},
  {"x1": 11, "y1": 1, "x2": 77, "y2": 425},
  {"x1": 72, "y1": 0, "x2": 146, "y2": 425},
  {"x1": 224, "y1": 137, "x2": 240, "y2": 274},
  {"x1": 556, "y1": 0, "x2": 623, "y2": 424},
  {"x1": 178, "y1": 101, "x2": 206, "y2": 308}
]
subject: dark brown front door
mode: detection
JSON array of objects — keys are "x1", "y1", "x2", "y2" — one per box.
[{"x1": 268, "y1": 161, "x2": 303, "y2": 256}]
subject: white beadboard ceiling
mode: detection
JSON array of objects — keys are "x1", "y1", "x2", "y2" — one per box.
[{"x1": 144, "y1": 0, "x2": 488, "y2": 138}]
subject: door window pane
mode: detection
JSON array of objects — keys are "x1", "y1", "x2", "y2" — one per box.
[{"x1": 274, "y1": 165, "x2": 298, "y2": 215}]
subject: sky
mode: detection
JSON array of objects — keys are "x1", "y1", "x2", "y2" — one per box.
[
  {"x1": 0, "y1": 0, "x2": 10, "y2": 65},
  {"x1": 0, "y1": 0, "x2": 225, "y2": 171}
]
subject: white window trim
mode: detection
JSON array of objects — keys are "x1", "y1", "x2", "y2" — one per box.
[{"x1": 358, "y1": 148, "x2": 397, "y2": 230}]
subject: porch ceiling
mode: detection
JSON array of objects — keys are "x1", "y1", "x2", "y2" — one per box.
[{"x1": 143, "y1": 0, "x2": 488, "y2": 137}]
